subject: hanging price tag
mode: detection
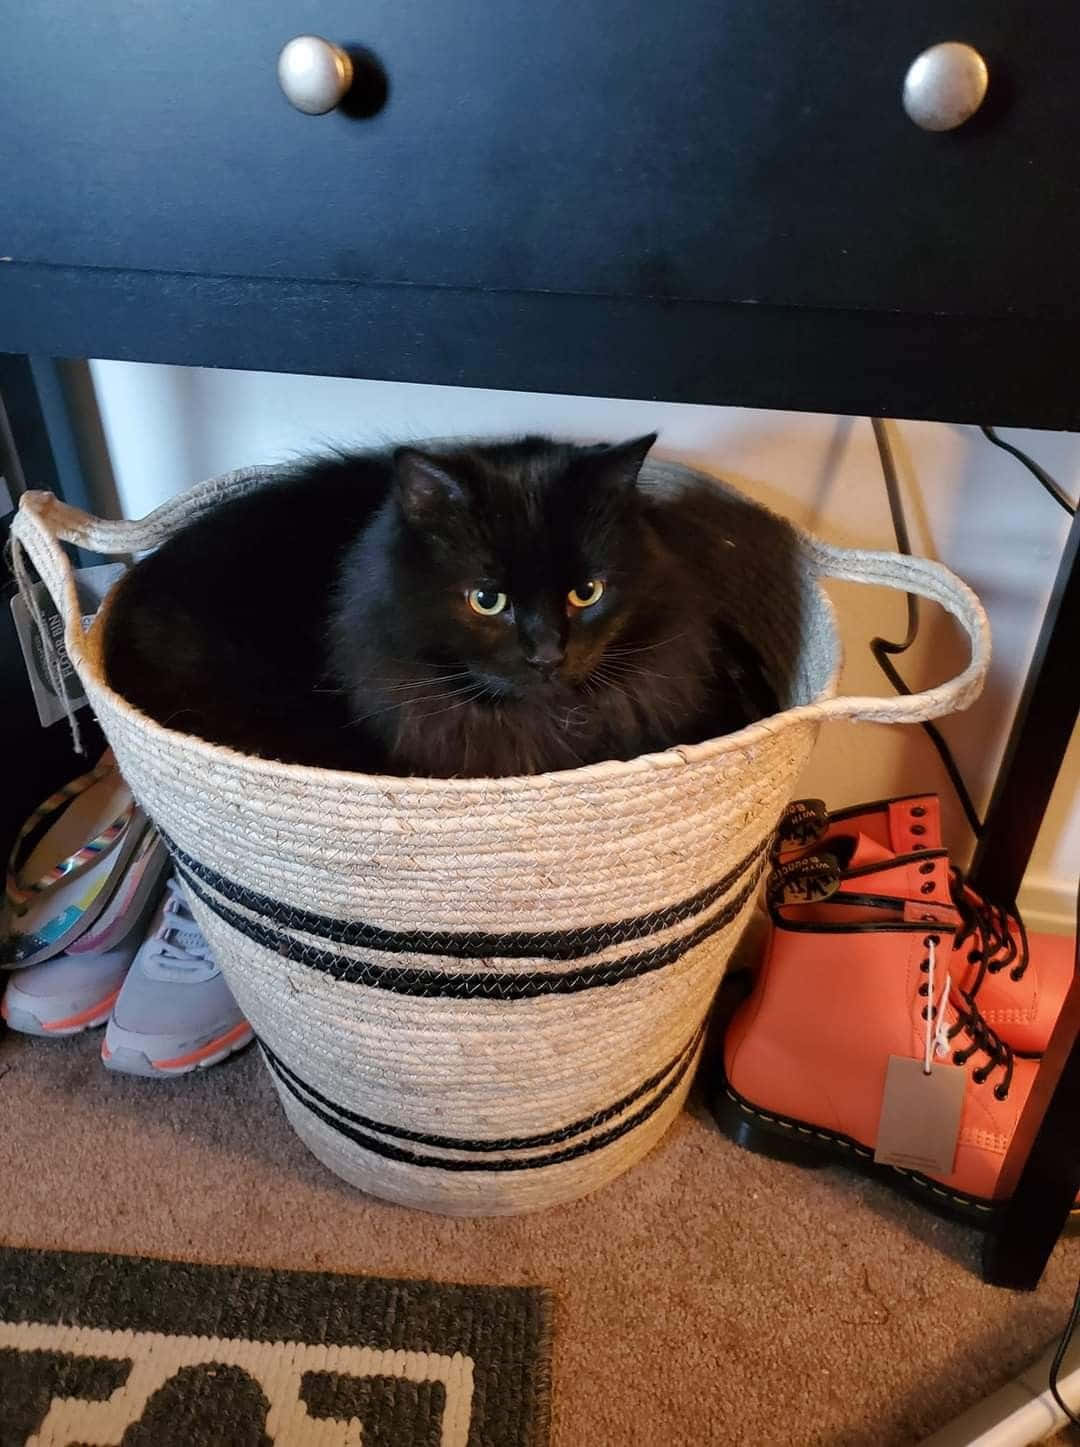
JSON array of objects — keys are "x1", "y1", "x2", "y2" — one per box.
[
  {"x1": 874, "y1": 1056, "x2": 966, "y2": 1176},
  {"x1": 9, "y1": 563, "x2": 125, "y2": 727}
]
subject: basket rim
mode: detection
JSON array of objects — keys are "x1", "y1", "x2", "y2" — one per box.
[
  {"x1": 84, "y1": 581, "x2": 841, "y2": 796},
  {"x1": 12, "y1": 452, "x2": 991, "y2": 785}
]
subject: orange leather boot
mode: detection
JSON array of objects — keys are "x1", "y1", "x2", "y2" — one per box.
[
  {"x1": 714, "y1": 851, "x2": 1052, "y2": 1226},
  {"x1": 772, "y1": 796, "x2": 1075, "y2": 1056}
]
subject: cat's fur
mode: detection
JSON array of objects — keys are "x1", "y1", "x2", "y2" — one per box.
[{"x1": 104, "y1": 436, "x2": 776, "y2": 776}]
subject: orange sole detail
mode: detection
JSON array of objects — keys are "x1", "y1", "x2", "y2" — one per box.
[
  {"x1": 152, "y1": 1021, "x2": 253, "y2": 1071},
  {"x1": 41, "y1": 988, "x2": 122, "y2": 1033}
]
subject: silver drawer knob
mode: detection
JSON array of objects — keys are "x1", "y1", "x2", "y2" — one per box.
[
  {"x1": 903, "y1": 42, "x2": 989, "y2": 131},
  {"x1": 277, "y1": 35, "x2": 354, "y2": 115}
]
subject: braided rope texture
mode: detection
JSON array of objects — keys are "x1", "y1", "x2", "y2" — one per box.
[{"x1": 10, "y1": 461, "x2": 989, "y2": 1215}]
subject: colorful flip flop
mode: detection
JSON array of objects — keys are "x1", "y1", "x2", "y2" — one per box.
[
  {"x1": 66, "y1": 824, "x2": 169, "y2": 957},
  {"x1": 3, "y1": 751, "x2": 148, "y2": 969}
]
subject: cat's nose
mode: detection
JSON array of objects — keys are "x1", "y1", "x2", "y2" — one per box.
[{"x1": 525, "y1": 645, "x2": 564, "y2": 679}]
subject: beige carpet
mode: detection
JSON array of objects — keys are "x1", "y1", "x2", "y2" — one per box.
[{"x1": 1, "y1": 1018, "x2": 1077, "y2": 1447}]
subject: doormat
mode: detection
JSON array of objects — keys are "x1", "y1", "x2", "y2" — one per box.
[{"x1": 0, "y1": 1244, "x2": 552, "y2": 1446}]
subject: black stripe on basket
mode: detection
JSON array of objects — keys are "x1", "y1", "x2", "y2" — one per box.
[
  {"x1": 265, "y1": 1026, "x2": 705, "y2": 1172},
  {"x1": 261, "y1": 1025, "x2": 703, "y2": 1154},
  {"x1": 161, "y1": 830, "x2": 768, "y2": 961},
  {"x1": 177, "y1": 857, "x2": 766, "y2": 1000}
]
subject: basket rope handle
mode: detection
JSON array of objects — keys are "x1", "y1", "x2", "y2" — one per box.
[
  {"x1": 10, "y1": 468, "x2": 278, "y2": 644},
  {"x1": 798, "y1": 535, "x2": 990, "y2": 725},
  {"x1": 11, "y1": 475, "x2": 990, "y2": 737},
  {"x1": 9, "y1": 470, "x2": 278, "y2": 751}
]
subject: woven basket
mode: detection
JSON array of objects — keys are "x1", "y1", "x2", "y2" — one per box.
[{"x1": 11, "y1": 462, "x2": 989, "y2": 1216}]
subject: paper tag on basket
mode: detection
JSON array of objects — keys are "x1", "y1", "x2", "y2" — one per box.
[
  {"x1": 9, "y1": 563, "x2": 125, "y2": 727},
  {"x1": 874, "y1": 1055, "x2": 966, "y2": 1176}
]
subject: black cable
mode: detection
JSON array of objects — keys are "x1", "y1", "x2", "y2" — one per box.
[
  {"x1": 980, "y1": 425, "x2": 1077, "y2": 517},
  {"x1": 868, "y1": 418, "x2": 984, "y2": 838},
  {"x1": 1049, "y1": 1275, "x2": 1080, "y2": 1428}
]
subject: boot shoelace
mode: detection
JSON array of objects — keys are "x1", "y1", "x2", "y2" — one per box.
[
  {"x1": 921, "y1": 935, "x2": 952, "y2": 1072},
  {"x1": 918, "y1": 933, "x2": 1016, "y2": 1100},
  {"x1": 948, "y1": 868, "x2": 1030, "y2": 1002}
]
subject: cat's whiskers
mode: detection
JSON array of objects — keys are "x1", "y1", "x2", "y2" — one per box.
[
  {"x1": 588, "y1": 663, "x2": 687, "y2": 732},
  {"x1": 589, "y1": 658, "x2": 642, "y2": 687},
  {"x1": 558, "y1": 704, "x2": 589, "y2": 731},
  {"x1": 585, "y1": 669, "x2": 633, "y2": 707},
  {"x1": 366, "y1": 670, "x2": 474, "y2": 694},
  {"x1": 604, "y1": 633, "x2": 689, "y2": 658},
  {"x1": 596, "y1": 657, "x2": 679, "y2": 685},
  {"x1": 346, "y1": 679, "x2": 483, "y2": 727},
  {"x1": 412, "y1": 684, "x2": 489, "y2": 721}
]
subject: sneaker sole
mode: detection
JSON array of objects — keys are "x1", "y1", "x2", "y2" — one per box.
[
  {"x1": 710, "y1": 1068, "x2": 1004, "y2": 1229},
  {"x1": 101, "y1": 1021, "x2": 253, "y2": 1078},
  {"x1": 0, "y1": 987, "x2": 121, "y2": 1038}
]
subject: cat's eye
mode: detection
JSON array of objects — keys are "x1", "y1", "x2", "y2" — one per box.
[
  {"x1": 467, "y1": 587, "x2": 508, "y2": 616},
  {"x1": 568, "y1": 580, "x2": 605, "y2": 609}
]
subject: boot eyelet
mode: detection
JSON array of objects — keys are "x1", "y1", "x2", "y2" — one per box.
[
  {"x1": 911, "y1": 824, "x2": 927, "y2": 836},
  {"x1": 954, "y1": 1051, "x2": 970, "y2": 1066},
  {"x1": 919, "y1": 862, "x2": 934, "y2": 875},
  {"x1": 972, "y1": 1068, "x2": 990, "y2": 1085},
  {"x1": 912, "y1": 843, "x2": 927, "y2": 851},
  {"x1": 911, "y1": 806, "x2": 927, "y2": 817},
  {"x1": 919, "y1": 958, "x2": 930, "y2": 972},
  {"x1": 994, "y1": 1085, "x2": 1009, "y2": 1101},
  {"x1": 924, "y1": 934, "x2": 941, "y2": 946},
  {"x1": 967, "y1": 950, "x2": 981, "y2": 964},
  {"x1": 918, "y1": 982, "x2": 929, "y2": 996},
  {"x1": 1009, "y1": 966, "x2": 1024, "y2": 982},
  {"x1": 921, "y1": 1006, "x2": 930, "y2": 1020},
  {"x1": 920, "y1": 882, "x2": 935, "y2": 895}
]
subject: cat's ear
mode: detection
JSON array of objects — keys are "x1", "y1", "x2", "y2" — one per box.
[
  {"x1": 590, "y1": 433, "x2": 658, "y2": 493},
  {"x1": 393, "y1": 449, "x2": 468, "y2": 529}
]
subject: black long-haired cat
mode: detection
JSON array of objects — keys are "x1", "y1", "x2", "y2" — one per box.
[{"x1": 104, "y1": 435, "x2": 776, "y2": 776}]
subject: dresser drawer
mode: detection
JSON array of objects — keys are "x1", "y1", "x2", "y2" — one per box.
[{"x1": 4, "y1": 1, "x2": 1078, "y2": 319}]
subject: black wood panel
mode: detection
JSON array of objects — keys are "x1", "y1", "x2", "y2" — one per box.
[
  {"x1": 982, "y1": 926, "x2": 1080, "y2": 1290},
  {"x1": 2, "y1": 263, "x2": 1079, "y2": 429},
  {"x1": 4, "y1": 1, "x2": 1079, "y2": 318},
  {"x1": 971, "y1": 508, "x2": 1080, "y2": 905}
]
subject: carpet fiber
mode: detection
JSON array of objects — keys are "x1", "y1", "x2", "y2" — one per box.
[
  {"x1": 0, "y1": 1245, "x2": 550, "y2": 1446},
  {"x1": 0, "y1": 1016, "x2": 1077, "y2": 1446}
]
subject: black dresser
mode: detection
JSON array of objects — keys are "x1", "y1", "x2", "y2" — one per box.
[{"x1": 2, "y1": 0, "x2": 1079, "y2": 425}]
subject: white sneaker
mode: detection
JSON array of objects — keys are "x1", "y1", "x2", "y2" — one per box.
[
  {"x1": 102, "y1": 877, "x2": 252, "y2": 1077},
  {"x1": 3, "y1": 930, "x2": 145, "y2": 1037},
  {"x1": 1, "y1": 835, "x2": 168, "y2": 1037}
]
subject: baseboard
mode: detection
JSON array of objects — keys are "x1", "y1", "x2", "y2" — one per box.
[
  {"x1": 1017, "y1": 873, "x2": 1077, "y2": 938},
  {"x1": 917, "y1": 1331, "x2": 1080, "y2": 1445}
]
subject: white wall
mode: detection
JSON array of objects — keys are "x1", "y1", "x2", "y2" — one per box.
[{"x1": 86, "y1": 360, "x2": 1079, "y2": 928}]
